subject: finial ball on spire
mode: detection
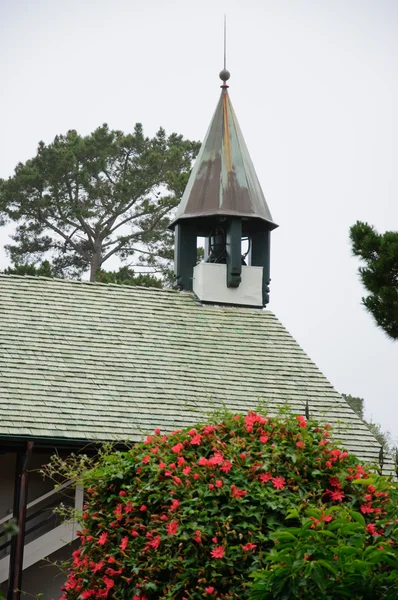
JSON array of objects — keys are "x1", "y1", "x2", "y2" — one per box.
[{"x1": 219, "y1": 69, "x2": 230, "y2": 82}]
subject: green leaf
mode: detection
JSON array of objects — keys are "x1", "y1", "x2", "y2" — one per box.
[
  {"x1": 348, "y1": 510, "x2": 366, "y2": 527},
  {"x1": 316, "y1": 559, "x2": 339, "y2": 576}
]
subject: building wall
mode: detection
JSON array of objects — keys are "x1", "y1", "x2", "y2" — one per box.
[
  {"x1": 0, "y1": 541, "x2": 76, "y2": 599},
  {"x1": 0, "y1": 450, "x2": 77, "y2": 599}
]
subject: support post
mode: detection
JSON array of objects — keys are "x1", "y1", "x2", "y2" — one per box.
[
  {"x1": 226, "y1": 218, "x2": 242, "y2": 288},
  {"x1": 251, "y1": 230, "x2": 271, "y2": 306},
  {"x1": 7, "y1": 441, "x2": 34, "y2": 600},
  {"x1": 174, "y1": 223, "x2": 197, "y2": 291}
]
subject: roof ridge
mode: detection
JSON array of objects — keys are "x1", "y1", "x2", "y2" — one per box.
[{"x1": 0, "y1": 274, "x2": 182, "y2": 294}]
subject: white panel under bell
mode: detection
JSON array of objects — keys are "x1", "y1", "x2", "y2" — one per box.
[{"x1": 192, "y1": 262, "x2": 263, "y2": 307}]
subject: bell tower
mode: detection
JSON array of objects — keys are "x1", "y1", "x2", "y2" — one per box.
[{"x1": 169, "y1": 68, "x2": 278, "y2": 307}]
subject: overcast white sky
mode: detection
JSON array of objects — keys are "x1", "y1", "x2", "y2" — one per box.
[{"x1": 1, "y1": 0, "x2": 397, "y2": 442}]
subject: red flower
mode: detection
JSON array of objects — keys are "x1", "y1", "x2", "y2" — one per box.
[
  {"x1": 102, "y1": 576, "x2": 114, "y2": 589},
  {"x1": 329, "y1": 489, "x2": 345, "y2": 502},
  {"x1": 205, "y1": 586, "x2": 215, "y2": 594},
  {"x1": 140, "y1": 505, "x2": 147, "y2": 512},
  {"x1": 98, "y1": 532, "x2": 108, "y2": 545},
  {"x1": 198, "y1": 457, "x2": 208, "y2": 466},
  {"x1": 259, "y1": 472, "x2": 272, "y2": 483},
  {"x1": 296, "y1": 441, "x2": 305, "y2": 448},
  {"x1": 215, "y1": 479, "x2": 223, "y2": 488},
  {"x1": 231, "y1": 484, "x2": 248, "y2": 498},
  {"x1": 182, "y1": 466, "x2": 191, "y2": 475},
  {"x1": 329, "y1": 477, "x2": 341, "y2": 488},
  {"x1": 368, "y1": 484, "x2": 376, "y2": 493},
  {"x1": 119, "y1": 536, "x2": 128, "y2": 550},
  {"x1": 92, "y1": 561, "x2": 104, "y2": 573},
  {"x1": 149, "y1": 535, "x2": 161, "y2": 549},
  {"x1": 325, "y1": 461, "x2": 333, "y2": 468},
  {"x1": 190, "y1": 434, "x2": 202, "y2": 445},
  {"x1": 210, "y1": 545, "x2": 225, "y2": 559},
  {"x1": 142, "y1": 455, "x2": 150, "y2": 464},
  {"x1": 259, "y1": 435, "x2": 269, "y2": 443},
  {"x1": 366, "y1": 524, "x2": 377, "y2": 535},
  {"x1": 166, "y1": 520, "x2": 178, "y2": 535},
  {"x1": 170, "y1": 499, "x2": 180, "y2": 510},
  {"x1": 220, "y1": 460, "x2": 232, "y2": 473},
  {"x1": 272, "y1": 476, "x2": 286, "y2": 490},
  {"x1": 172, "y1": 442, "x2": 184, "y2": 454},
  {"x1": 119, "y1": 490, "x2": 127, "y2": 497},
  {"x1": 154, "y1": 428, "x2": 161, "y2": 434},
  {"x1": 193, "y1": 530, "x2": 202, "y2": 543},
  {"x1": 242, "y1": 542, "x2": 257, "y2": 551}
]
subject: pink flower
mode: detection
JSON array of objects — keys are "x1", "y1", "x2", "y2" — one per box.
[
  {"x1": 259, "y1": 472, "x2": 272, "y2": 483},
  {"x1": 119, "y1": 536, "x2": 128, "y2": 550},
  {"x1": 259, "y1": 435, "x2": 269, "y2": 443},
  {"x1": 296, "y1": 441, "x2": 305, "y2": 448},
  {"x1": 198, "y1": 457, "x2": 208, "y2": 466},
  {"x1": 210, "y1": 545, "x2": 225, "y2": 559},
  {"x1": 325, "y1": 461, "x2": 333, "y2": 469},
  {"x1": 154, "y1": 428, "x2": 161, "y2": 434},
  {"x1": 166, "y1": 520, "x2": 178, "y2": 535},
  {"x1": 215, "y1": 479, "x2": 223, "y2": 488},
  {"x1": 170, "y1": 499, "x2": 180, "y2": 510},
  {"x1": 205, "y1": 587, "x2": 215, "y2": 594},
  {"x1": 182, "y1": 466, "x2": 191, "y2": 475},
  {"x1": 272, "y1": 476, "x2": 286, "y2": 490}
]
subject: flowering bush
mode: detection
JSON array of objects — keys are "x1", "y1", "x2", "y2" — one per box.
[
  {"x1": 59, "y1": 412, "x2": 398, "y2": 600},
  {"x1": 250, "y1": 501, "x2": 398, "y2": 599}
]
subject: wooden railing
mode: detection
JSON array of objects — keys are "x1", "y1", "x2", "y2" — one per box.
[{"x1": 0, "y1": 482, "x2": 83, "y2": 583}]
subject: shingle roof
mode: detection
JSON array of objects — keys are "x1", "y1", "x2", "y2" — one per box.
[{"x1": 0, "y1": 275, "x2": 385, "y2": 468}]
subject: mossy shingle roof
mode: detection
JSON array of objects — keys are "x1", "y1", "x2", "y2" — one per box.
[{"x1": 0, "y1": 275, "x2": 383, "y2": 466}]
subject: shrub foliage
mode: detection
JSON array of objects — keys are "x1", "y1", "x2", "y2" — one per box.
[{"x1": 59, "y1": 412, "x2": 398, "y2": 600}]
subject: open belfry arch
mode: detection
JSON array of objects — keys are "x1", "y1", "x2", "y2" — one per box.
[{"x1": 0, "y1": 65, "x2": 391, "y2": 599}]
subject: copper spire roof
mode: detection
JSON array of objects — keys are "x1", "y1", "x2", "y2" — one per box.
[{"x1": 170, "y1": 73, "x2": 278, "y2": 230}]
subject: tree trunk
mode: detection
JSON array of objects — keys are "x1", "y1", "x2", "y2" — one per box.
[{"x1": 90, "y1": 242, "x2": 102, "y2": 282}]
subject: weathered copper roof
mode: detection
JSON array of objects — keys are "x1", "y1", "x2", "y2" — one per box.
[{"x1": 171, "y1": 87, "x2": 278, "y2": 230}]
